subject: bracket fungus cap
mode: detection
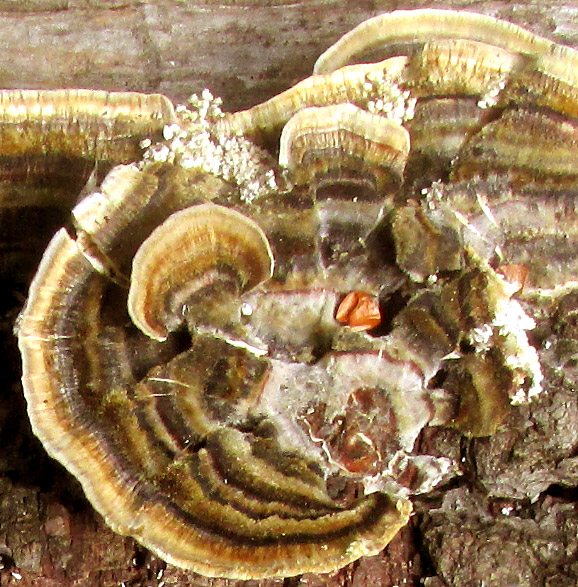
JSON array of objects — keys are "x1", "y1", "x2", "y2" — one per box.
[
  {"x1": 128, "y1": 203, "x2": 274, "y2": 341},
  {"x1": 279, "y1": 103, "x2": 410, "y2": 192},
  {"x1": 313, "y1": 8, "x2": 575, "y2": 74}
]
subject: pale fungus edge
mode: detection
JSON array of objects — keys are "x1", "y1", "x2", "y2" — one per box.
[{"x1": 313, "y1": 8, "x2": 576, "y2": 75}]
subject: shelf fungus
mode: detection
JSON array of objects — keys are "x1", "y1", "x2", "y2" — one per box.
[
  {"x1": 16, "y1": 7, "x2": 578, "y2": 579},
  {"x1": 128, "y1": 203, "x2": 275, "y2": 342}
]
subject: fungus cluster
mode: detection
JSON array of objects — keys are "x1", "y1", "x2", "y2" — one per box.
[{"x1": 16, "y1": 8, "x2": 578, "y2": 579}]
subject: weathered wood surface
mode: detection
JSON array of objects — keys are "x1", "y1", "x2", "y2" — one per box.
[
  {"x1": 2, "y1": 1, "x2": 578, "y2": 586},
  {"x1": 2, "y1": 0, "x2": 578, "y2": 110}
]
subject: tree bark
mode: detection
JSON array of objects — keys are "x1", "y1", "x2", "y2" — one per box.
[{"x1": 2, "y1": 1, "x2": 578, "y2": 586}]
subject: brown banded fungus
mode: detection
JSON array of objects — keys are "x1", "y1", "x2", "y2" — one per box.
[
  {"x1": 128, "y1": 203, "x2": 274, "y2": 342},
  {"x1": 278, "y1": 103, "x2": 410, "y2": 193},
  {"x1": 17, "y1": 7, "x2": 578, "y2": 579}
]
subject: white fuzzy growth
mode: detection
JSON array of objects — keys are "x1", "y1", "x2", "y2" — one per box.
[
  {"x1": 464, "y1": 275, "x2": 543, "y2": 406},
  {"x1": 492, "y1": 298, "x2": 543, "y2": 403},
  {"x1": 466, "y1": 323, "x2": 493, "y2": 350},
  {"x1": 140, "y1": 90, "x2": 279, "y2": 204},
  {"x1": 364, "y1": 74, "x2": 416, "y2": 124},
  {"x1": 477, "y1": 77, "x2": 507, "y2": 109}
]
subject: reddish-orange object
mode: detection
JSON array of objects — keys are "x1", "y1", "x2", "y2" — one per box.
[
  {"x1": 497, "y1": 263, "x2": 529, "y2": 293},
  {"x1": 335, "y1": 291, "x2": 381, "y2": 331}
]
